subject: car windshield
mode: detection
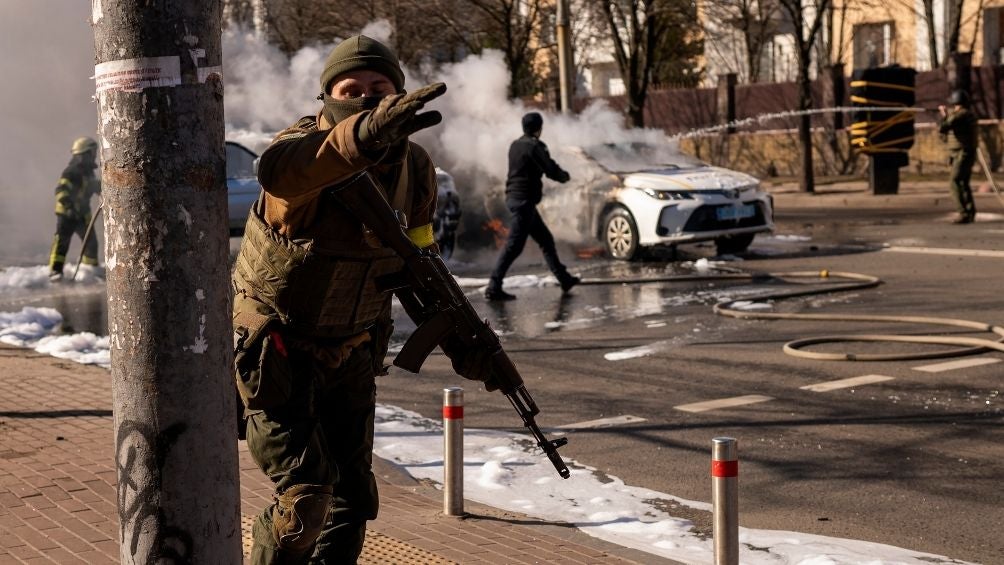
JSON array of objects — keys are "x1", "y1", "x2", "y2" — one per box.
[{"x1": 581, "y1": 142, "x2": 705, "y2": 173}]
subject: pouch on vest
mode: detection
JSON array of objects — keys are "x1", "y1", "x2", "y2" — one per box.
[{"x1": 233, "y1": 310, "x2": 293, "y2": 410}]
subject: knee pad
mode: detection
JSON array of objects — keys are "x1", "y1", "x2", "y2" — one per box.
[{"x1": 272, "y1": 483, "x2": 334, "y2": 553}]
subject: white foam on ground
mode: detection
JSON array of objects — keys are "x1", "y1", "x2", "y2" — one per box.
[
  {"x1": 0, "y1": 306, "x2": 110, "y2": 367},
  {"x1": 455, "y1": 276, "x2": 491, "y2": 288},
  {"x1": 763, "y1": 234, "x2": 812, "y2": 242},
  {"x1": 603, "y1": 342, "x2": 667, "y2": 361},
  {"x1": 0, "y1": 306, "x2": 63, "y2": 346},
  {"x1": 727, "y1": 300, "x2": 774, "y2": 311},
  {"x1": 34, "y1": 332, "x2": 110, "y2": 366},
  {"x1": 0, "y1": 264, "x2": 105, "y2": 292}
]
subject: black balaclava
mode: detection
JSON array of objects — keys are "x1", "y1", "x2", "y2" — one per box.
[{"x1": 320, "y1": 94, "x2": 383, "y2": 126}]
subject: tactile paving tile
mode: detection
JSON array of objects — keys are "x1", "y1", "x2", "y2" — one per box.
[
  {"x1": 358, "y1": 530, "x2": 458, "y2": 565},
  {"x1": 241, "y1": 513, "x2": 255, "y2": 557},
  {"x1": 241, "y1": 514, "x2": 457, "y2": 564}
]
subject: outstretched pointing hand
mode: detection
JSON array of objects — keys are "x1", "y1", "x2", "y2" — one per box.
[{"x1": 358, "y1": 82, "x2": 447, "y2": 150}]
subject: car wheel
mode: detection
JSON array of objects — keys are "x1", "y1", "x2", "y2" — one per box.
[
  {"x1": 715, "y1": 233, "x2": 755, "y2": 255},
  {"x1": 603, "y1": 207, "x2": 640, "y2": 261}
]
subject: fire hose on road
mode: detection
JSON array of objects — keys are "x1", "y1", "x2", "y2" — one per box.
[
  {"x1": 583, "y1": 269, "x2": 1004, "y2": 361},
  {"x1": 713, "y1": 270, "x2": 1004, "y2": 361}
]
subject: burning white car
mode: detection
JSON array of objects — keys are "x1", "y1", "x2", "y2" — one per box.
[{"x1": 543, "y1": 142, "x2": 774, "y2": 260}]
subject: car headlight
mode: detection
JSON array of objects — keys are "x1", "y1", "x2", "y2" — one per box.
[{"x1": 640, "y1": 187, "x2": 694, "y2": 200}]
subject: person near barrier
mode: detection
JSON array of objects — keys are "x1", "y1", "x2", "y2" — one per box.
[
  {"x1": 48, "y1": 137, "x2": 101, "y2": 282},
  {"x1": 231, "y1": 35, "x2": 494, "y2": 564},
  {"x1": 485, "y1": 112, "x2": 580, "y2": 301},
  {"x1": 938, "y1": 90, "x2": 978, "y2": 224}
]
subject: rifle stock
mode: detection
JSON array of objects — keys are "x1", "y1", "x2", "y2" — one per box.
[{"x1": 329, "y1": 172, "x2": 570, "y2": 479}]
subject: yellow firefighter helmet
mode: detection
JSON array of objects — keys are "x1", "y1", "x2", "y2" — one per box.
[{"x1": 71, "y1": 137, "x2": 99, "y2": 155}]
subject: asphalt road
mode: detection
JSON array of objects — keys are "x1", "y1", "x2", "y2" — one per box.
[{"x1": 377, "y1": 184, "x2": 1004, "y2": 564}]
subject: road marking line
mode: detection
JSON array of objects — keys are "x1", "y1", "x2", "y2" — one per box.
[
  {"x1": 883, "y1": 246, "x2": 1004, "y2": 259},
  {"x1": 912, "y1": 357, "x2": 1001, "y2": 373},
  {"x1": 557, "y1": 415, "x2": 647, "y2": 429},
  {"x1": 800, "y1": 374, "x2": 894, "y2": 392},
  {"x1": 675, "y1": 395, "x2": 773, "y2": 413}
]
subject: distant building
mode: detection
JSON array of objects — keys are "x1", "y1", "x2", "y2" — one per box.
[
  {"x1": 696, "y1": 0, "x2": 1004, "y2": 86},
  {"x1": 527, "y1": 0, "x2": 620, "y2": 101}
]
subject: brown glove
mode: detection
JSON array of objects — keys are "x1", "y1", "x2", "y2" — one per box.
[{"x1": 357, "y1": 82, "x2": 447, "y2": 151}]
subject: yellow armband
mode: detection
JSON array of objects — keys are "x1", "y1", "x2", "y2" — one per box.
[{"x1": 406, "y1": 223, "x2": 435, "y2": 248}]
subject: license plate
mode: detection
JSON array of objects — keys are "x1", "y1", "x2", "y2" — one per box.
[{"x1": 716, "y1": 204, "x2": 755, "y2": 221}]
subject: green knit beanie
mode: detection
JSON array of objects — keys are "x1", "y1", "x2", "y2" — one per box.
[{"x1": 319, "y1": 35, "x2": 405, "y2": 95}]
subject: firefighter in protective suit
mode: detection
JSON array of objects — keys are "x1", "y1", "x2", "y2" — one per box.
[
  {"x1": 232, "y1": 35, "x2": 493, "y2": 563},
  {"x1": 49, "y1": 137, "x2": 100, "y2": 281}
]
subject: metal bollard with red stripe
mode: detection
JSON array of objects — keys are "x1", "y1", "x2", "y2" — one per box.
[
  {"x1": 712, "y1": 437, "x2": 738, "y2": 565},
  {"x1": 443, "y1": 387, "x2": 464, "y2": 516}
]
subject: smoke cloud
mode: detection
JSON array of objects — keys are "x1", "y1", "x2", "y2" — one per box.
[{"x1": 222, "y1": 26, "x2": 673, "y2": 245}]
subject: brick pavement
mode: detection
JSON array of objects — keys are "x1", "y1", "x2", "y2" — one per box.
[{"x1": 0, "y1": 343, "x2": 655, "y2": 564}]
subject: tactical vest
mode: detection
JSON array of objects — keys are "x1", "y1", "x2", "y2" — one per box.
[{"x1": 232, "y1": 157, "x2": 413, "y2": 338}]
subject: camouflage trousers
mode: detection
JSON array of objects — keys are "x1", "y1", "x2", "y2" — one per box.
[{"x1": 246, "y1": 344, "x2": 379, "y2": 564}]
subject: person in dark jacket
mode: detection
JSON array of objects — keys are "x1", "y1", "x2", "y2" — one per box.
[
  {"x1": 938, "y1": 90, "x2": 978, "y2": 224},
  {"x1": 485, "y1": 112, "x2": 579, "y2": 300}
]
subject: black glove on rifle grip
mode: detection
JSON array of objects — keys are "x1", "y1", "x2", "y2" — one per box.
[{"x1": 441, "y1": 335, "x2": 499, "y2": 391}]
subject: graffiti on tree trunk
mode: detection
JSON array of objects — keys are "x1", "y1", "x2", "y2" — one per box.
[{"x1": 116, "y1": 419, "x2": 194, "y2": 563}]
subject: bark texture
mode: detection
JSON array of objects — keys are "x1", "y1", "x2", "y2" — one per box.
[{"x1": 92, "y1": 2, "x2": 241, "y2": 563}]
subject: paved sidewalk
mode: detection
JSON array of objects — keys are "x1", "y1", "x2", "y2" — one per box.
[{"x1": 0, "y1": 343, "x2": 656, "y2": 564}]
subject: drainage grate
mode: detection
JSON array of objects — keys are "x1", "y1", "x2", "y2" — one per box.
[{"x1": 242, "y1": 514, "x2": 456, "y2": 564}]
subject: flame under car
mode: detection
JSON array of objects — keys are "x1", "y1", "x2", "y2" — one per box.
[{"x1": 541, "y1": 143, "x2": 775, "y2": 260}]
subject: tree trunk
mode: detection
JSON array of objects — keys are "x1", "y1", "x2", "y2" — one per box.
[
  {"x1": 947, "y1": 0, "x2": 964, "y2": 57},
  {"x1": 627, "y1": 91, "x2": 645, "y2": 128},
  {"x1": 744, "y1": 32, "x2": 761, "y2": 83},
  {"x1": 92, "y1": 2, "x2": 242, "y2": 563},
  {"x1": 924, "y1": 0, "x2": 940, "y2": 68},
  {"x1": 797, "y1": 62, "x2": 815, "y2": 193}
]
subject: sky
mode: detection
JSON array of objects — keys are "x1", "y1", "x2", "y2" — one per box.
[{"x1": 0, "y1": 267, "x2": 975, "y2": 565}]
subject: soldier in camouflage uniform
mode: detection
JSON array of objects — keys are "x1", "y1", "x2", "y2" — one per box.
[
  {"x1": 938, "y1": 90, "x2": 978, "y2": 224},
  {"x1": 232, "y1": 35, "x2": 491, "y2": 564},
  {"x1": 49, "y1": 137, "x2": 101, "y2": 281}
]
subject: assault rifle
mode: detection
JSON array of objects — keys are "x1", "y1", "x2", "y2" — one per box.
[{"x1": 330, "y1": 171, "x2": 570, "y2": 479}]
